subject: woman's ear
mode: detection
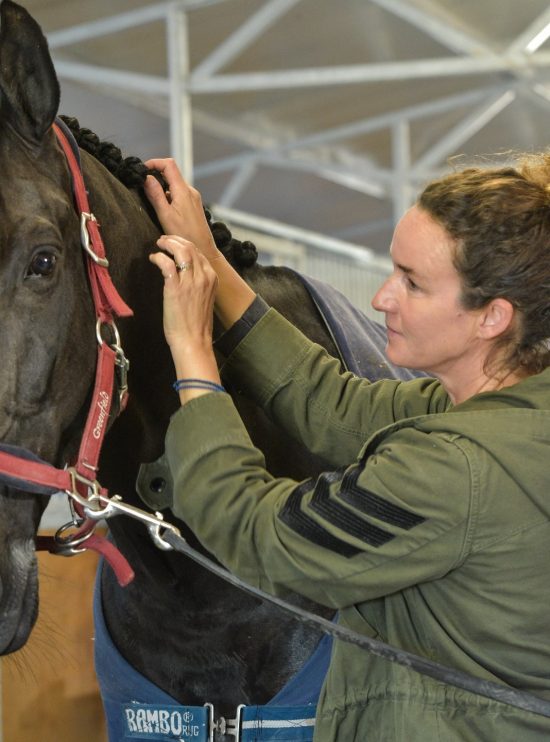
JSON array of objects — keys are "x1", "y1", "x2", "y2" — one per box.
[{"x1": 478, "y1": 298, "x2": 515, "y2": 340}]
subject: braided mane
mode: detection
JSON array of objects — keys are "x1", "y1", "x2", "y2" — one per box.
[{"x1": 59, "y1": 115, "x2": 258, "y2": 269}]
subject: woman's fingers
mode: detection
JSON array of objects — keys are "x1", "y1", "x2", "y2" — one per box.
[
  {"x1": 144, "y1": 159, "x2": 204, "y2": 215},
  {"x1": 144, "y1": 161, "x2": 221, "y2": 262},
  {"x1": 144, "y1": 158, "x2": 188, "y2": 199},
  {"x1": 143, "y1": 175, "x2": 170, "y2": 218},
  {"x1": 148, "y1": 251, "x2": 180, "y2": 283},
  {"x1": 145, "y1": 157, "x2": 180, "y2": 179},
  {"x1": 157, "y1": 235, "x2": 194, "y2": 267},
  {"x1": 143, "y1": 163, "x2": 214, "y2": 254},
  {"x1": 150, "y1": 236, "x2": 216, "y2": 292}
]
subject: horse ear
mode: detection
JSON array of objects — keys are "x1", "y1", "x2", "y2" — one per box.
[{"x1": 0, "y1": 0, "x2": 60, "y2": 144}]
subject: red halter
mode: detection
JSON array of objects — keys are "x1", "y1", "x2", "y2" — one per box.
[{"x1": 0, "y1": 122, "x2": 136, "y2": 585}]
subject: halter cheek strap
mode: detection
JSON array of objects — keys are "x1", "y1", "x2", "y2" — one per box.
[{"x1": 53, "y1": 119, "x2": 133, "y2": 322}]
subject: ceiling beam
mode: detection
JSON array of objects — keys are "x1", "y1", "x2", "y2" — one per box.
[
  {"x1": 53, "y1": 54, "x2": 538, "y2": 101},
  {"x1": 47, "y1": 0, "x2": 230, "y2": 49},
  {"x1": 167, "y1": 5, "x2": 193, "y2": 180},
  {"x1": 507, "y1": 6, "x2": 550, "y2": 54},
  {"x1": 188, "y1": 53, "x2": 550, "y2": 92},
  {"x1": 412, "y1": 89, "x2": 516, "y2": 173},
  {"x1": 211, "y1": 206, "x2": 389, "y2": 267},
  {"x1": 48, "y1": 0, "x2": 546, "y2": 247},
  {"x1": 217, "y1": 162, "x2": 258, "y2": 206},
  {"x1": 192, "y1": 0, "x2": 302, "y2": 78},
  {"x1": 369, "y1": 0, "x2": 489, "y2": 56},
  {"x1": 53, "y1": 59, "x2": 169, "y2": 95},
  {"x1": 190, "y1": 85, "x2": 512, "y2": 178},
  {"x1": 228, "y1": 154, "x2": 390, "y2": 198},
  {"x1": 271, "y1": 86, "x2": 504, "y2": 152}
]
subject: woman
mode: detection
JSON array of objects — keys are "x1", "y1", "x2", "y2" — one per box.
[{"x1": 143, "y1": 155, "x2": 550, "y2": 740}]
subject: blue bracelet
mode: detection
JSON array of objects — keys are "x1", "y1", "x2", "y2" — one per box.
[{"x1": 173, "y1": 378, "x2": 226, "y2": 393}]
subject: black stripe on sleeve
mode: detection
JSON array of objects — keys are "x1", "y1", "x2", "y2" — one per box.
[
  {"x1": 279, "y1": 479, "x2": 361, "y2": 558},
  {"x1": 309, "y1": 471, "x2": 395, "y2": 548},
  {"x1": 338, "y1": 464, "x2": 426, "y2": 530},
  {"x1": 279, "y1": 461, "x2": 428, "y2": 556}
]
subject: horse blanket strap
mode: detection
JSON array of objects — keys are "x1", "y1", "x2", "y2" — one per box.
[
  {"x1": 94, "y1": 566, "x2": 330, "y2": 741},
  {"x1": 293, "y1": 271, "x2": 425, "y2": 381}
]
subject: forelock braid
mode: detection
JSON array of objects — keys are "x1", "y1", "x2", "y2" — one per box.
[{"x1": 58, "y1": 115, "x2": 258, "y2": 268}]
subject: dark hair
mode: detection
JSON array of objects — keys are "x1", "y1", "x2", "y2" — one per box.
[
  {"x1": 58, "y1": 115, "x2": 258, "y2": 271},
  {"x1": 418, "y1": 153, "x2": 550, "y2": 375}
]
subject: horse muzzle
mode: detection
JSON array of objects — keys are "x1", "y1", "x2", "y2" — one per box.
[
  {"x1": 0, "y1": 535, "x2": 39, "y2": 654},
  {"x1": 0, "y1": 485, "x2": 43, "y2": 654}
]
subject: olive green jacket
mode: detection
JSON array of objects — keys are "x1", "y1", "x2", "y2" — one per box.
[{"x1": 162, "y1": 307, "x2": 550, "y2": 741}]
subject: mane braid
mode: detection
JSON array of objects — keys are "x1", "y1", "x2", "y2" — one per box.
[{"x1": 58, "y1": 115, "x2": 258, "y2": 269}]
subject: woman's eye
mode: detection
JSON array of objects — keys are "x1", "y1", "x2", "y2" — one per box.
[
  {"x1": 406, "y1": 276, "x2": 419, "y2": 291},
  {"x1": 27, "y1": 251, "x2": 57, "y2": 278}
]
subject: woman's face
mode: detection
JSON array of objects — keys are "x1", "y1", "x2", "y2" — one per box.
[{"x1": 372, "y1": 205, "x2": 485, "y2": 379}]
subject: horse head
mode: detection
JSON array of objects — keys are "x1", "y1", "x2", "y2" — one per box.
[{"x1": 0, "y1": 0, "x2": 100, "y2": 653}]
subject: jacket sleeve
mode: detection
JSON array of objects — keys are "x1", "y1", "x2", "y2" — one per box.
[
  {"x1": 220, "y1": 305, "x2": 449, "y2": 468},
  {"x1": 166, "y1": 392, "x2": 473, "y2": 610}
]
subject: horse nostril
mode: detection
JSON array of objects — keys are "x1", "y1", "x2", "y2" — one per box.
[{"x1": 149, "y1": 477, "x2": 166, "y2": 494}]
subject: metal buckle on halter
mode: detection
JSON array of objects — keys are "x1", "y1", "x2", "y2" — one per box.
[
  {"x1": 64, "y1": 466, "x2": 102, "y2": 508},
  {"x1": 80, "y1": 211, "x2": 109, "y2": 267},
  {"x1": 205, "y1": 704, "x2": 244, "y2": 741},
  {"x1": 53, "y1": 467, "x2": 103, "y2": 555},
  {"x1": 96, "y1": 318, "x2": 130, "y2": 407},
  {"x1": 63, "y1": 469, "x2": 182, "y2": 552}
]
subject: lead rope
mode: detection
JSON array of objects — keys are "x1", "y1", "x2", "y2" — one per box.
[
  {"x1": 154, "y1": 531, "x2": 550, "y2": 720},
  {"x1": 141, "y1": 523, "x2": 550, "y2": 718},
  {"x1": 56, "y1": 478, "x2": 550, "y2": 718}
]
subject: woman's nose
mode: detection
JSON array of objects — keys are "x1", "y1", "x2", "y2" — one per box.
[{"x1": 371, "y1": 276, "x2": 396, "y2": 313}]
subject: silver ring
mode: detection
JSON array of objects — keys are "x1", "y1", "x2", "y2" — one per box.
[{"x1": 176, "y1": 261, "x2": 191, "y2": 273}]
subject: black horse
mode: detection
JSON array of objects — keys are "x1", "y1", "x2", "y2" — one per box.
[{"x1": 0, "y1": 2, "x2": 411, "y2": 739}]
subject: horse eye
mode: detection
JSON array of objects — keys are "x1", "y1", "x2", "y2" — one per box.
[{"x1": 27, "y1": 251, "x2": 57, "y2": 278}]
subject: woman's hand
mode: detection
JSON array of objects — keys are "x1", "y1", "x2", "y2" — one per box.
[
  {"x1": 144, "y1": 158, "x2": 220, "y2": 261},
  {"x1": 145, "y1": 157, "x2": 257, "y2": 330},
  {"x1": 149, "y1": 234, "x2": 222, "y2": 403}
]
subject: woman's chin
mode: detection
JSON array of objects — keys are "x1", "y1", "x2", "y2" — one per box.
[
  {"x1": 385, "y1": 342, "x2": 408, "y2": 368},
  {"x1": 386, "y1": 346, "x2": 424, "y2": 372}
]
